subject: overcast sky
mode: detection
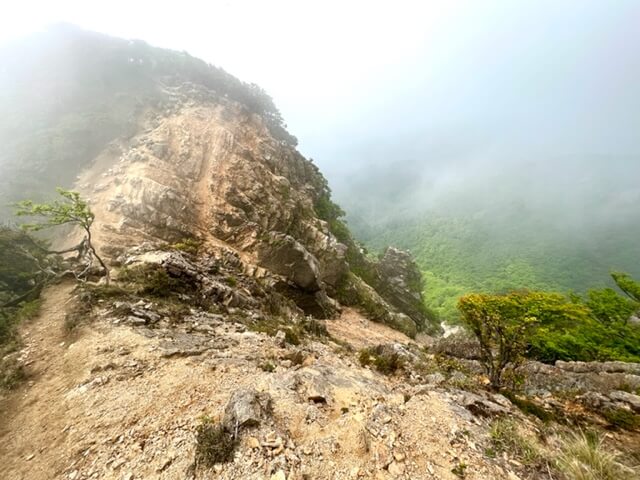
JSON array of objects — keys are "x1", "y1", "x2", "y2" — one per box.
[{"x1": 2, "y1": 1, "x2": 640, "y2": 199}]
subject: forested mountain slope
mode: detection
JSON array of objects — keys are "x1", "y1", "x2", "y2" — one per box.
[{"x1": 342, "y1": 156, "x2": 640, "y2": 321}]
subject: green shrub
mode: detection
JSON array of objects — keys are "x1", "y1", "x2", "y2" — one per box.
[
  {"x1": 118, "y1": 264, "x2": 190, "y2": 297},
  {"x1": 302, "y1": 318, "x2": 329, "y2": 337},
  {"x1": 602, "y1": 408, "x2": 640, "y2": 431},
  {"x1": 258, "y1": 361, "x2": 275, "y2": 372},
  {"x1": 502, "y1": 391, "x2": 555, "y2": 423},
  {"x1": 0, "y1": 299, "x2": 42, "y2": 350},
  {"x1": 458, "y1": 292, "x2": 541, "y2": 389},
  {"x1": 451, "y1": 461, "x2": 468, "y2": 478},
  {"x1": 171, "y1": 238, "x2": 201, "y2": 255},
  {"x1": 358, "y1": 345, "x2": 405, "y2": 375},
  {"x1": 195, "y1": 417, "x2": 237, "y2": 466}
]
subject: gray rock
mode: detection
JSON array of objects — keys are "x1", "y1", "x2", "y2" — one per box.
[
  {"x1": 424, "y1": 372, "x2": 446, "y2": 386},
  {"x1": 127, "y1": 315, "x2": 147, "y2": 326},
  {"x1": 130, "y1": 307, "x2": 161, "y2": 324},
  {"x1": 160, "y1": 347, "x2": 208, "y2": 358},
  {"x1": 555, "y1": 360, "x2": 640, "y2": 375},
  {"x1": 257, "y1": 233, "x2": 321, "y2": 292},
  {"x1": 576, "y1": 391, "x2": 614, "y2": 410},
  {"x1": 275, "y1": 330, "x2": 287, "y2": 348},
  {"x1": 295, "y1": 368, "x2": 332, "y2": 404},
  {"x1": 150, "y1": 142, "x2": 168, "y2": 158},
  {"x1": 608, "y1": 390, "x2": 640, "y2": 413},
  {"x1": 455, "y1": 391, "x2": 510, "y2": 417},
  {"x1": 223, "y1": 389, "x2": 272, "y2": 430},
  {"x1": 374, "y1": 247, "x2": 437, "y2": 333}
]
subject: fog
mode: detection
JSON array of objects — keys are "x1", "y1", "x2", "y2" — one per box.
[{"x1": 2, "y1": 1, "x2": 640, "y2": 237}]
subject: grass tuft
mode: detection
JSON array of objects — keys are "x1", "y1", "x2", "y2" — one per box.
[
  {"x1": 557, "y1": 431, "x2": 636, "y2": 480},
  {"x1": 490, "y1": 418, "x2": 541, "y2": 466}
]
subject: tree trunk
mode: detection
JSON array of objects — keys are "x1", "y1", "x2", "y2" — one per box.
[{"x1": 84, "y1": 227, "x2": 110, "y2": 285}]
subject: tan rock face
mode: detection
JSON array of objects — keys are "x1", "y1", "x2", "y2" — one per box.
[
  {"x1": 71, "y1": 83, "x2": 431, "y2": 331},
  {"x1": 79, "y1": 88, "x2": 347, "y2": 296}
]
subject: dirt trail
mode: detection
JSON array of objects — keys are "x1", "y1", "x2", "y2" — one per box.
[
  {"x1": 0, "y1": 283, "x2": 516, "y2": 480},
  {"x1": 326, "y1": 308, "x2": 418, "y2": 350},
  {"x1": 0, "y1": 281, "x2": 80, "y2": 478}
]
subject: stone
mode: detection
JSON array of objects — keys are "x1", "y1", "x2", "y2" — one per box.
[
  {"x1": 275, "y1": 330, "x2": 287, "y2": 348},
  {"x1": 247, "y1": 436, "x2": 261, "y2": 449},
  {"x1": 296, "y1": 369, "x2": 331, "y2": 404},
  {"x1": 374, "y1": 247, "x2": 438, "y2": 333},
  {"x1": 456, "y1": 391, "x2": 510, "y2": 417},
  {"x1": 388, "y1": 461, "x2": 405, "y2": 476},
  {"x1": 257, "y1": 233, "x2": 321, "y2": 292},
  {"x1": 223, "y1": 389, "x2": 272, "y2": 429},
  {"x1": 127, "y1": 316, "x2": 147, "y2": 326},
  {"x1": 424, "y1": 373, "x2": 446, "y2": 386},
  {"x1": 270, "y1": 471, "x2": 286, "y2": 480},
  {"x1": 555, "y1": 360, "x2": 640, "y2": 375},
  {"x1": 577, "y1": 391, "x2": 614, "y2": 410},
  {"x1": 150, "y1": 142, "x2": 168, "y2": 158},
  {"x1": 608, "y1": 390, "x2": 640, "y2": 413}
]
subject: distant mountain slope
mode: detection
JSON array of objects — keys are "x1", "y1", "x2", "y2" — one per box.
[{"x1": 342, "y1": 157, "x2": 640, "y2": 321}]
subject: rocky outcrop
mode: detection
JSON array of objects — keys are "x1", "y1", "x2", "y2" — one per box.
[
  {"x1": 375, "y1": 247, "x2": 433, "y2": 332},
  {"x1": 336, "y1": 273, "x2": 419, "y2": 337},
  {"x1": 256, "y1": 233, "x2": 322, "y2": 292},
  {"x1": 2, "y1": 28, "x2": 434, "y2": 334},
  {"x1": 64, "y1": 80, "x2": 431, "y2": 331}
]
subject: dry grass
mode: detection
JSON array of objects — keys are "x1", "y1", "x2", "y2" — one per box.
[
  {"x1": 557, "y1": 431, "x2": 637, "y2": 480},
  {"x1": 490, "y1": 418, "x2": 541, "y2": 466}
]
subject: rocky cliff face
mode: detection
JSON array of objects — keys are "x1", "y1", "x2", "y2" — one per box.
[
  {"x1": 80, "y1": 82, "x2": 434, "y2": 332},
  {"x1": 0, "y1": 26, "x2": 437, "y2": 334}
]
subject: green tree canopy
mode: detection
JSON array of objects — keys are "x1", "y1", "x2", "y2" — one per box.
[
  {"x1": 612, "y1": 272, "x2": 640, "y2": 304},
  {"x1": 14, "y1": 188, "x2": 109, "y2": 283}
]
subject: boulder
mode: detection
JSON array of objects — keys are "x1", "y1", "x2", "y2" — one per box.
[
  {"x1": 295, "y1": 368, "x2": 332, "y2": 404},
  {"x1": 257, "y1": 233, "x2": 321, "y2": 292},
  {"x1": 374, "y1": 247, "x2": 437, "y2": 333},
  {"x1": 576, "y1": 391, "x2": 616, "y2": 411},
  {"x1": 555, "y1": 361, "x2": 640, "y2": 375},
  {"x1": 454, "y1": 391, "x2": 511, "y2": 417},
  {"x1": 223, "y1": 389, "x2": 272, "y2": 430},
  {"x1": 341, "y1": 274, "x2": 418, "y2": 337},
  {"x1": 608, "y1": 390, "x2": 640, "y2": 413}
]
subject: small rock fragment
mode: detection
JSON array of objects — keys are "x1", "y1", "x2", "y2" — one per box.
[{"x1": 271, "y1": 470, "x2": 286, "y2": 480}]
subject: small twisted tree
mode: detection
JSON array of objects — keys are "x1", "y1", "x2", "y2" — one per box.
[
  {"x1": 14, "y1": 188, "x2": 109, "y2": 284},
  {"x1": 458, "y1": 292, "x2": 539, "y2": 389}
]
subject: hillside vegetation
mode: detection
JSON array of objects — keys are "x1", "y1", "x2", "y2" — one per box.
[
  {"x1": 344, "y1": 158, "x2": 640, "y2": 323},
  {"x1": 358, "y1": 213, "x2": 640, "y2": 322}
]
